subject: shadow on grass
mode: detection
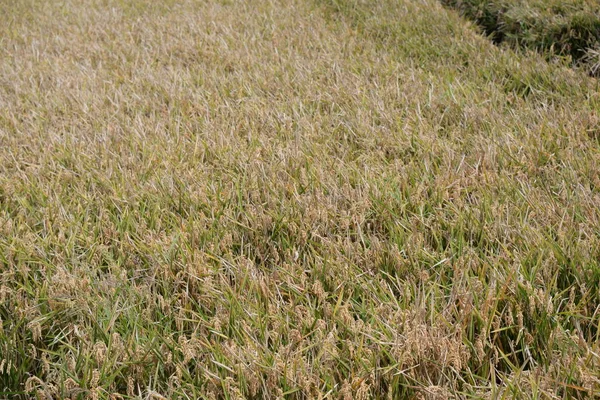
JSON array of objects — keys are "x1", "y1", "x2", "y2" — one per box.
[{"x1": 440, "y1": 0, "x2": 600, "y2": 76}]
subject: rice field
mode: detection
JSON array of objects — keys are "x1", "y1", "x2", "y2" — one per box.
[{"x1": 1, "y1": 0, "x2": 600, "y2": 398}]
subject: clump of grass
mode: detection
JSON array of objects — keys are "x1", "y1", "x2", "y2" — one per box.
[
  {"x1": 441, "y1": 0, "x2": 600, "y2": 75},
  {"x1": 585, "y1": 46, "x2": 600, "y2": 76}
]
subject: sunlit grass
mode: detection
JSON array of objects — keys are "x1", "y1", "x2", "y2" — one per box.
[{"x1": 1, "y1": 0, "x2": 600, "y2": 398}]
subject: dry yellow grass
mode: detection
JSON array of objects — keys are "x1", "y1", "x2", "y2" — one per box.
[{"x1": 1, "y1": 0, "x2": 600, "y2": 398}]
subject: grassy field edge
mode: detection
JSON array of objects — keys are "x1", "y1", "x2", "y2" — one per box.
[{"x1": 440, "y1": 0, "x2": 600, "y2": 76}]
